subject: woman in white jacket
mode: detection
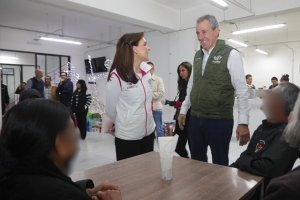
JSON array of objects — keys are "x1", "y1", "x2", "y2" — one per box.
[{"x1": 105, "y1": 32, "x2": 155, "y2": 161}]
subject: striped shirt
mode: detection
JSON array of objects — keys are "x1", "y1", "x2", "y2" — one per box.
[{"x1": 71, "y1": 90, "x2": 92, "y2": 111}]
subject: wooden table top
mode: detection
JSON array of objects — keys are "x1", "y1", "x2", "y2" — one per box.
[{"x1": 71, "y1": 152, "x2": 263, "y2": 200}]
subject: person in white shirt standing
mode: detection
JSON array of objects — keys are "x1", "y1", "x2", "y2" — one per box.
[
  {"x1": 148, "y1": 61, "x2": 165, "y2": 138},
  {"x1": 105, "y1": 32, "x2": 155, "y2": 161},
  {"x1": 178, "y1": 15, "x2": 250, "y2": 166}
]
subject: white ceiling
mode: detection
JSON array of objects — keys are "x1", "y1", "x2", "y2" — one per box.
[
  {"x1": 0, "y1": 0, "x2": 153, "y2": 47},
  {"x1": 0, "y1": 0, "x2": 300, "y2": 50},
  {"x1": 153, "y1": 0, "x2": 206, "y2": 9}
]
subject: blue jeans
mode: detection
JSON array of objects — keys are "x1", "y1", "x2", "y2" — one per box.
[{"x1": 153, "y1": 110, "x2": 164, "y2": 137}]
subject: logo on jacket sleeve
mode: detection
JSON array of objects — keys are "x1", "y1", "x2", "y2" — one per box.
[
  {"x1": 212, "y1": 55, "x2": 222, "y2": 64},
  {"x1": 255, "y1": 140, "x2": 266, "y2": 153}
]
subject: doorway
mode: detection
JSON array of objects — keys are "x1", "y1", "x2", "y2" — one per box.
[{"x1": 1, "y1": 64, "x2": 35, "y2": 105}]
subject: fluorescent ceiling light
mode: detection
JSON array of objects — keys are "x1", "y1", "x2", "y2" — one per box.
[
  {"x1": 232, "y1": 23, "x2": 286, "y2": 35},
  {"x1": 256, "y1": 49, "x2": 268, "y2": 55},
  {"x1": 0, "y1": 56, "x2": 19, "y2": 60},
  {"x1": 40, "y1": 37, "x2": 82, "y2": 45},
  {"x1": 210, "y1": 0, "x2": 228, "y2": 7},
  {"x1": 227, "y1": 39, "x2": 248, "y2": 47}
]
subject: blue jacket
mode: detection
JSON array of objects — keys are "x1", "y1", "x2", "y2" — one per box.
[{"x1": 57, "y1": 79, "x2": 73, "y2": 107}]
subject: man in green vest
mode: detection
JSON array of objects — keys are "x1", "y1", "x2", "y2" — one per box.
[{"x1": 178, "y1": 14, "x2": 250, "y2": 166}]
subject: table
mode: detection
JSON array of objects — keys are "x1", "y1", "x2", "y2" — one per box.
[{"x1": 71, "y1": 152, "x2": 263, "y2": 200}]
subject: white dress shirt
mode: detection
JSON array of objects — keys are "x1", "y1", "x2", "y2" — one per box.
[{"x1": 180, "y1": 48, "x2": 249, "y2": 125}]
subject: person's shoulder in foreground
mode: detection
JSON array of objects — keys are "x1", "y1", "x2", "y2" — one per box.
[
  {"x1": 0, "y1": 99, "x2": 121, "y2": 200},
  {"x1": 264, "y1": 166, "x2": 300, "y2": 200},
  {"x1": 3, "y1": 170, "x2": 90, "y2": 200}
]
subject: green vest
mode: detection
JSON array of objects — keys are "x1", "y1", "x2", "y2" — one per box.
[{"x1": 190, "y1": 40, "x2": 235, "y2": 119}]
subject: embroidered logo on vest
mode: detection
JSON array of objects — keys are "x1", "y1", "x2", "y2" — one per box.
[{"x1": 212, "y1": 55, "x2": 222, "y2": 64}]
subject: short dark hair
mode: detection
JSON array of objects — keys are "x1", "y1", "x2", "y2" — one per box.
[
  {"x1": 245, "y1": 74, "x2": 252, "y2": 79},
  {"x1": 271, "y1": 77, "x2": 278, "y2": 81},
  {"x1": 0, "y1": 99, "x2": 72, "y2": 179}
]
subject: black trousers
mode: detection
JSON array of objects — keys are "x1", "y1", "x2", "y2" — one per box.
[
  {"x1": 115, "y1": 132, "x2": 155, "y2": 161},
  {"x1": 75, "y1": 110, "x2": 88, "y2": 140},
  {"x1": 174, "y1": 112, "x2": 190, "y2": 158},
  {"x1": 174, "y1": 121, "x2": 188, "y2": 158}
]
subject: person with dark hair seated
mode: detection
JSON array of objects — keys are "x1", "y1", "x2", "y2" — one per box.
[
  {"x1": 264, "y1": 93, "x2": 300, "y2": 200},
  {"x1": 19, "y1": 88, "x2": 41, "y2": 102},
  {"x1": 231, "y1": 83, "x2": 300, "y2": 184},
  {"x1": 269, "y1": 77, "x2": 278, "y2": 89},
  {"x1": 0, "y1": 99, "x2": 121, "y2": 200}
]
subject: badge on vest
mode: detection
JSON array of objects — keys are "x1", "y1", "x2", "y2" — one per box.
[
  {"x1": 255, "y1": 140, "x2": 265, "y2": 153},
  {"x1": 212, "y1": 55, "x2": 222, "y2": 64}
]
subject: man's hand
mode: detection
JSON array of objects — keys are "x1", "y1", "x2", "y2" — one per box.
[
  {"x1": 93, "y1": 190, "x2": 122, "y2": 200},
  {"x1": 236, "y1": 124, "x2": 250, "y2": 146},
  {"x1": 177, "y1": 114, "x2": 186, "y2": 130},
  {"x1": 86, "y1": 181, "x2": 120, "y2": 200}
]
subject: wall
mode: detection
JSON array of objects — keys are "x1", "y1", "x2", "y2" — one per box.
[
  {"x1": 0, "y1": 28, "x2": 86, "y2": 79},
  {"x1": 83, "y1": 45, "x2": 116, "y2": 105},
  {"x1": 243, "y1": 44, "x2": 300, "y2": 88}
]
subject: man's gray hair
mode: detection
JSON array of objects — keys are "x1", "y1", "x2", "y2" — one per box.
[
  {"x1": 276, "y1": 83, "x2": 300, "y2": 116},
  {"x1": 197, "y1": 15, "x2": 219, "y2": 30},
  {"x1": 284, "y1": 93, "x2": 300, "y2": 148}
]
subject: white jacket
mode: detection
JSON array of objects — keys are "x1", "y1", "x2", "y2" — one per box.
[
  {"x1": 105, "y1": 62, "x2": 155, "y2": 140},
  {"x1": 151, "y1": 74, "x2": 165, "y2": 111}
]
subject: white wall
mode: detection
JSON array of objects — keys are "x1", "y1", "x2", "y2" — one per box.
[{"x1": 243, "y1": 44, "x2": 300, "y2": 88}]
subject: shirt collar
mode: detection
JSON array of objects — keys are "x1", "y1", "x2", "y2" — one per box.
[
  {"x1": 202, "y1": 47, "x2": 214, "y2": 55},
  {"x1": 140, "y1": 62, "x2": 152, "y2": 73}
]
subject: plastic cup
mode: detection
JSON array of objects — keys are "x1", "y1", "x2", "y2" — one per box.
[{"x1": 160, "y1": 156, "x2": 173, "y2": 181}]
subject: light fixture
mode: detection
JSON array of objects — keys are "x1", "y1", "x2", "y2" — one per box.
[
  {"x1": 255, "y1": 49, "x2": 268, "y2": 55},
  {"x1": 227, "y1": 39, "x2": 248, "y2": 47},
  {"x1": 210, "y1": 0, "x2": 228, "y2": 7},
  {"x1": 0, "y1": 56, "x2": 19, "y2": 60},
  {"x1": 40, "y1": 36, "x2": 82, "y2": 45},
  {"x1": 232, "y1": 23, "x2": 286, "y2": 35}
]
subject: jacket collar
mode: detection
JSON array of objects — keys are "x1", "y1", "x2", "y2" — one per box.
[
  {"x1": 140, "y1": 62, "x2": 152, "y2": 74},
  {"x1": 262, "y1": 119, "x2": 287, "y2": 128}
]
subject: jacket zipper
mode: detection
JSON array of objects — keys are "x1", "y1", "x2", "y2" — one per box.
[{"x1": 140, "y1": 78, "x2": 148, "y2": 137}]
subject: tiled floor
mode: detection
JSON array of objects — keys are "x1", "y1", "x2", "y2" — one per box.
[{"x1": 73, "y1": 130, "x2": 300, "y2": 173}]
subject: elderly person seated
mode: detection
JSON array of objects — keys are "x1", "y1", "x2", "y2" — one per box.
[
  {"x1": 264, "y1": 93, "x2": 300, "y2": 199},
  {"x1": 0, "y1": 99, "x2": 121, "y2": 200},
  {"x1": 231, "y1": 83, "x2": 300, "y2": 179}
]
